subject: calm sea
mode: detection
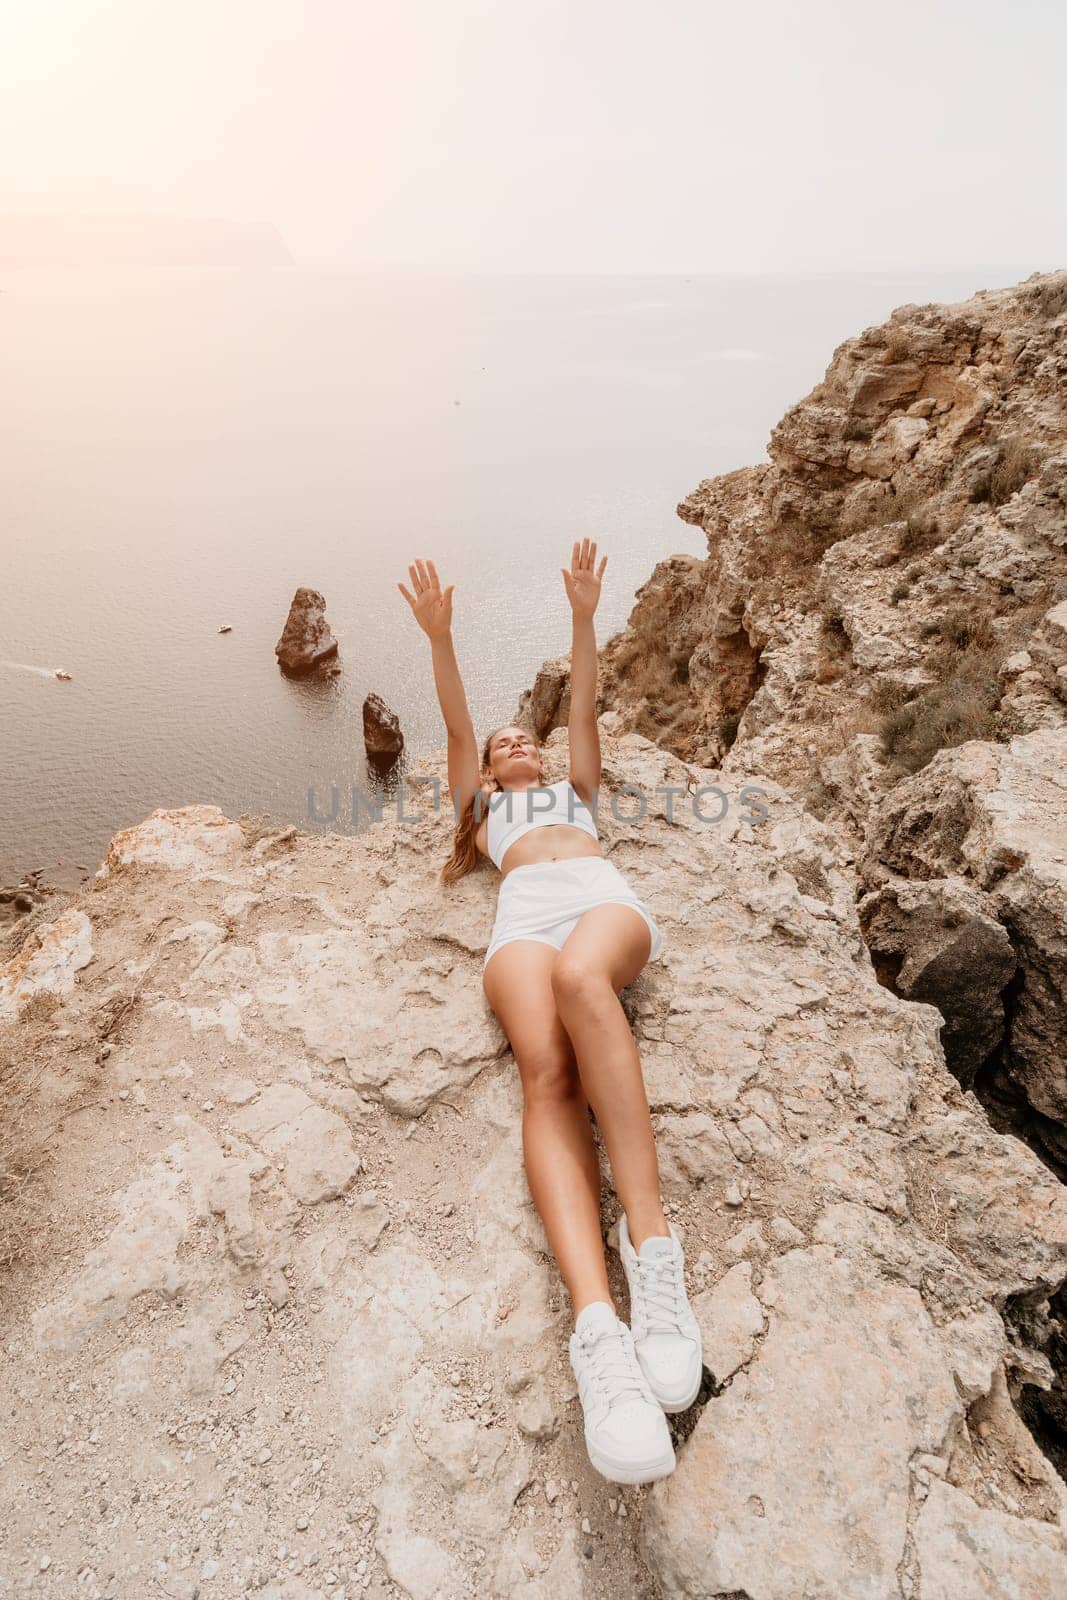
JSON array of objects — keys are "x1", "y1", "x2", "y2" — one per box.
[{"x1": 0, "y1": 263, "x2": 1031, "y2": 887}]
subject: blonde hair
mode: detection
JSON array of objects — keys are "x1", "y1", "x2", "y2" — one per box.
[{"x1": 440, "y1": 724, "x2": 544, "y2": 885}]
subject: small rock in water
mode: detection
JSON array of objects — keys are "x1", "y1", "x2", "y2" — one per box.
[{"x1": 363, "y1": 691, "x2": 404, "y2": 765}]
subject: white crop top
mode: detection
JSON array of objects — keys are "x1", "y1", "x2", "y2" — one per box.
[{"x1": 485, "y1": 779, "x2": 600, "y2": 871}]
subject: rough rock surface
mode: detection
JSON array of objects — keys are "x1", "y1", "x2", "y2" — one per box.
[
  {"x1": 0, "y1": 907, "x2": 94, "y2": 1022},
  {"x1": 275, "y1": 587, "x2": 340, "y2": 675},
  {"x1": 861, "y1": 726, "x2": 1067, "y2": 1170},
  {"x1": 2, "y1": 727, "x2": 1065, "y2": 1598},
  {"x1": 858, "y1": 872, "x2": 1017, "y2": 1086}
]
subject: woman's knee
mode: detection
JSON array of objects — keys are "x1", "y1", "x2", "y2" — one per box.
[
  {"x1": 517, "y1": 1047, "x2": 583, "y2": 1105},
  {"x1": 550, "y1": 952, "x2": 612, "y2": 1010}
]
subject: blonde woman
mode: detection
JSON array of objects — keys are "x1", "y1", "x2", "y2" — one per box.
[{"x1": 397, "y1": 542, "x2": 702, "y2": 1484}]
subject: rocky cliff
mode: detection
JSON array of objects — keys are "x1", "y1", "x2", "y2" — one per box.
[
  {"x1": 2, "y1": 273, "x2": 1067, "y2": 1600},
  {"x1": 522, "y1": 271, "x2": 1067, "y2": 802},
  {"x1": 520, "y1": 265, "x2": 1067, "y2": 1266}
]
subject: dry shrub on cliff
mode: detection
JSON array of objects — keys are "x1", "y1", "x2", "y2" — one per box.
[
  {"x1": 932, "y1": 607, "x2": 998, "y2": 652},
  {"x1": 970, "y1": 435, "x2": 1041, "y2": 507},
  {"x1": 865, "y1": 486, "x2": 922, "y2": 530},
  {"x1": 868, "y1": 678, "x2": 914, "y2": 715},
  {"x1": 818, "y1": 611, "x2": 850, "y2": 649},
  {"x1": 878, "y1": 628, "x2": 1002, "y2": 774},
  {"x1": 769, "y1": 519, "x2": 824, "y2": 570},
  {"x1": 896, "y1": 508, "x2": 944, "y2": 559},
  {"x1": 0, "y1": 1039, "x2": 51, "y2": 1273},
  {"x1": 815, "y1": 610, "x2": 852, "y2": 683},
  {"x1": 718, "y1": 712, "x2": 741, "y2": 749}
]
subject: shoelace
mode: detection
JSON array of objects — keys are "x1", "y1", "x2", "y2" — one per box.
[
  {"x1": 633, "y1": 1252, "x2": 689, "y2": 1334},
  {"x1": 578, "y1": 1323, "x2": 650, "y2": 1406}
]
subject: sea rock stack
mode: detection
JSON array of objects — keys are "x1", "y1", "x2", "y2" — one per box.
[
  {"x1": 274, "y1": 587, "x2": 339, "y2": 675},
  {"x1": 363, "y1": 692, "x2": 404, "y2": 766}
]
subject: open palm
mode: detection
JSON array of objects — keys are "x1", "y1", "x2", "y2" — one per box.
[
  {"x1": 397, "y1": 558, "x2": 454, "y2": 639},
  {"x1": 561, "y1": 538, "x2": 607, "y2": 618}
]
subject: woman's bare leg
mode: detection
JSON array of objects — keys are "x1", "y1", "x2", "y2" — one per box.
[
  {"x1": 549, "y1": 905, "x2": 671, "y2": 1250},
  {"x1": 482, "y1": 940, "x2": 613, "y2": 1317}
]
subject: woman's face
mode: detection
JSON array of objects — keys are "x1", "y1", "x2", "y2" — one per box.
[{"x1": 486, "y1": 727, "x2": 542, "y2": 786}]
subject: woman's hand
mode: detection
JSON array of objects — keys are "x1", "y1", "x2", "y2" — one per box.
[
  {"x1": 397, "y1": 558, "x2": 455, "y2": 640},
  {"x1": 560, "y1": 538, "x2": 607, "y2": 619}
]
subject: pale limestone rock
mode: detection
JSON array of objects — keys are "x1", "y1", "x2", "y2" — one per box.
[
  {"x1": 179, "y1": 1116, "x2": 269, "y2": 1269},
  {"x1": 724, "y1": 1219, "x2": 768, "y2": 1259},
  {"x1": 914, "y1": 1477, "x2": 1067, "y2": 1599},
  {"x1": 492, "y1": 1527, "x2": 586, "y2": 1597},
  {"x1": 94, "y1": 803, "x2": 246, "y2": 879},
  {"x1": 31, "y1": 1155, "x2": 189, "y2": 1355},
  {"x1": 220, "y1": 1075, "x2": 260, "y2": 1105},
  {"x1": 0, "y1": 907, "x2": 93, "y2": 1019},
  {"x1": 936, "y1": 1303, "x2": 1008, "y2": 1402},
  {"x1": 161, "y1": 919, "x2": 228, "y2": 953},
  {"x1": 1029, "y1": 597, "x2": 1067, "y2": 705},
  {"x1": 692, "y1": 1261, "x2": 765, "y2": 1381},
  {"x1": 514, "y1": 1381, "x2": 560, "y2": 1441},
  {"x1": 231, "y1": 1082, "x2": 361, "y2": 1204},
  {"x1": 768, "y1": 1214, "x2": 804, "y2": 1245},
  {"x1": 346, "y1": 1187, "x2": 392, "y2": 1252},
  {"x1": 202, "y1": 927, "x2": 505, "y2": 1117},
  {"x1": 640, "y1": 1247, "x2": 962, "y2": 1600},
  {"x1": 847, "y1": 411, "x2": 930, "y2": 478},
  {"x1": 905, "y1": 1104, "x2": 1066, "y2": 1295},
  {"x1": 261, "y1": 1581, "x2": 328, "y2": 1600},
  {"x1": 655, "y1": 1111, "x2": 742, "y2": 1193},
  {"x1": 369, "y1": 1365, "x2": 533, "y2": 1593}
]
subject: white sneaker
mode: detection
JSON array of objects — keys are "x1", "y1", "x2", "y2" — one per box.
[
  {"x1": 618, "y1": 1215, "x2": 703, "y2": 1413},
  {"x1": 568, "y1": 1301, "x2": 676, "y2": 1484}
]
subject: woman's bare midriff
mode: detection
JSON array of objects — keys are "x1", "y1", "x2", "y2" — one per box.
[{"x1": 476, "y1": 819, "x2": 605, "y2": 879}]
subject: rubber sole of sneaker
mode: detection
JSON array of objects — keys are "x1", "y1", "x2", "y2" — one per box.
[
  {"x1": 635, "y1": 1348, "x2": 703, "y2": 1414},
  {"x1": 653, "y1": 1382, "x2": 701, "y2": 1415},
  {"x1": 585, "y1": 1437, "x2": 677, "y2": 1485},
  {"x1": 645, "y1": 1367, "x2": 703, "y2": 1414}
]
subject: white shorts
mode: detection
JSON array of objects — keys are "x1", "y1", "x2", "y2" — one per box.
[{"x1": 483, "y1": 856, "x2": 664, "y2": 970}]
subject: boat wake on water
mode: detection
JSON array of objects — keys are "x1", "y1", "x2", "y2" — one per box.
[{"x1": 1, "y1": 660, "x2": 73, "y2": 679}]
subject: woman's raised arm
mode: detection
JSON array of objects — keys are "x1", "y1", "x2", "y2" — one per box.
[
  {"x1": 560, "y1": 538, "x2": 607, "y2": 803},
  {"x1": 397, "y1": 559, "x2": 481, "y2": 812}
]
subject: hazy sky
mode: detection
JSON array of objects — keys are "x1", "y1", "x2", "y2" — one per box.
[{"x1": 2, "y1": 0, "x2": 1064, "y2": 273}]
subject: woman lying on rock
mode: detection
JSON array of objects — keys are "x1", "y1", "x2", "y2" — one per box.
[{"x1": 397, "y1": 542, "x2": 703, "y2": 1485}]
